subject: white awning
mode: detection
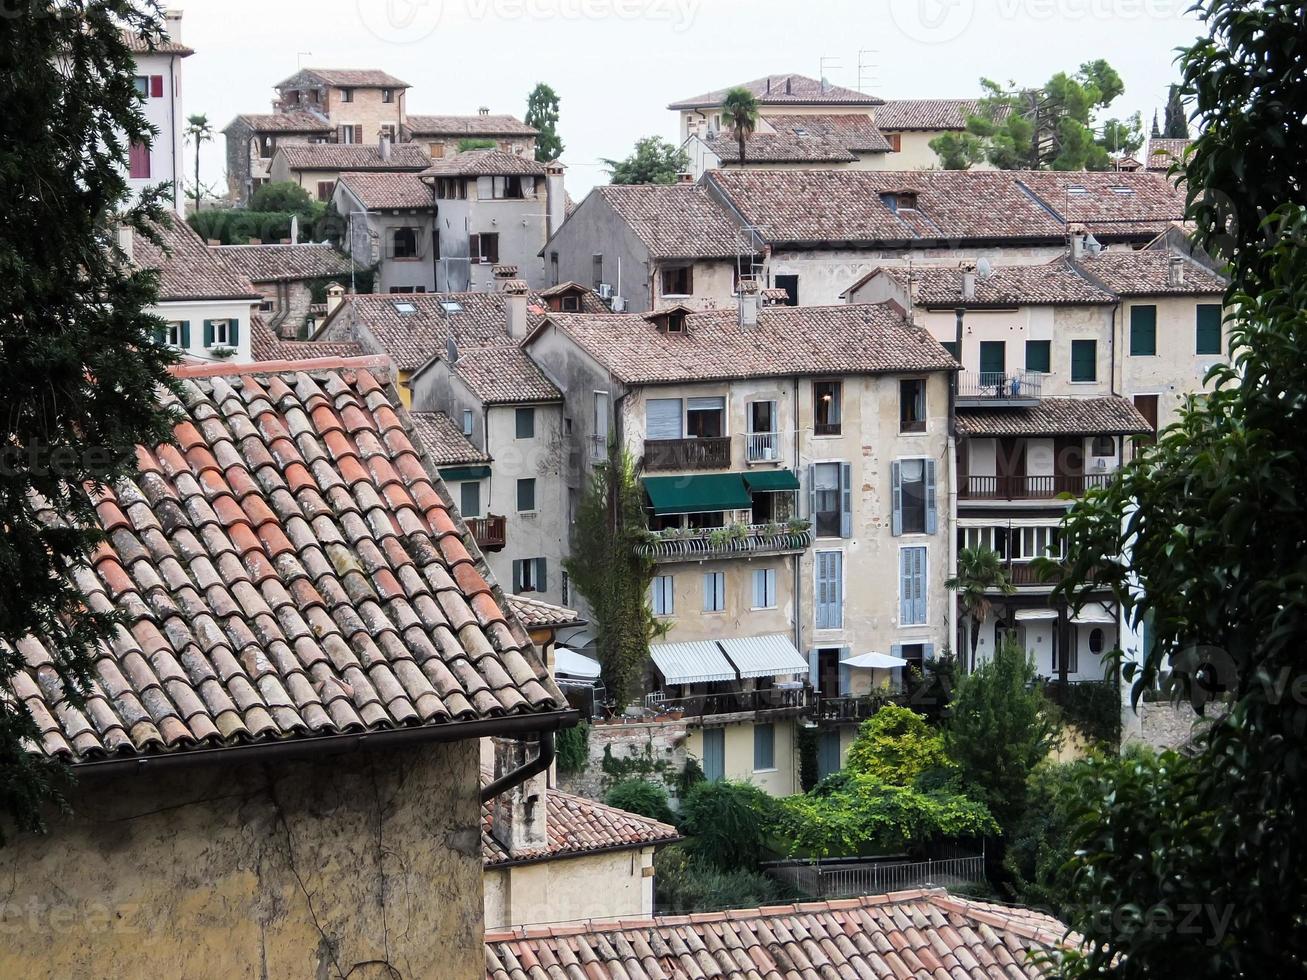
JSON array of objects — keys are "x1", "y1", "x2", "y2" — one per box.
[
  {"x1": 1015, "y1": 608, "x2": 1059, "y2": 622},
  {"x1": 554, "y1": 647, "x2": 601, "y2": 681},
  {"x1": 841, "y1": 652, "x2": 909, "y2": 670},
  {"x1": 650, "y1": 640, "x2": 737, "y2": 685},
  {"x1": 1070, "y1": 602, "x2": 1116, "y2": 625},
  {"x1": 718, "y1": 634, "x2": 809, "y2": 679}
]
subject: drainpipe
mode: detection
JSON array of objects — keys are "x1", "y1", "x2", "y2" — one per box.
[
  {"x1": 480, "y1": 732, "x2": 556, "y2": 803},
  {"x1": 791, "y1": 376, "x2": 803, "y2": 662},
  {"x1": 951, "y1": 307, "x2": 964, "y2": 665},
  {"x1": 1109, "y1": 302, "x2": 1120, "y2": 396}
]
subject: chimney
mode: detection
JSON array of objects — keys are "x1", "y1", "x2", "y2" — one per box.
[
  {"x1": 785, "y1": 76, "x2": 792, "y2": 95},
  {"x1": 1068, "y1": 223, "x2": 1087, "y2": 260},
  {"x1": 492, "y1": 264, "x2": 519, "y2": 285},
  {"x1": 1167, "y1": 255, "x2": 1186, "y2": 287},
  {"x1": 325, "y1": 281, "x2": 345, "y2": 316},
  {"x1": 489, "y1": 737, "x2": 548, "y2": 856},
  {"x1": 676, "y1": 171, "x2": 694, "y2": 184},
  {"x1": 544, "y1": 162, "x2": 566, "y2": 239},
  {"x1": 478, "y1": 106, "x2": 490, "y2": 116},
  {"x1": 116, "y1": 224, "x2": 134, "y2": 261},
  {"x1": 379, "y1": 130, "x2": 392, "y2": 161},
  {"x1": 163, "y1": 8, "x2": 182, "y2": 42},
  {"x1": 959, "y1": 262, "x2": 977, "y2": 302},
  {"x1": 766, "y1": 78, "x2": 772, "y2": 94},
  {"x1": 504, "y1": 279, "x2": 530, "y2": 339},
  {"x1": 738, "y1": 277, "x2": 760, "y2": 328}
]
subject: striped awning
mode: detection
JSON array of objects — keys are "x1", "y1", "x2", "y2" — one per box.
[
  {"x1": 719, "y1": 634, "x2": 810, "y2": 679},
  {"x1": 650, "y1": 640, "x2": 737, "y2": 685}
]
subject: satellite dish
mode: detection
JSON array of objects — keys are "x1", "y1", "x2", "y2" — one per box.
[
  {"x1": 976, "y1": 257, "x2": 993, "y2": 280},
  {"x1": 446, "y1": 336, "x2": 459, "y2": 365}
]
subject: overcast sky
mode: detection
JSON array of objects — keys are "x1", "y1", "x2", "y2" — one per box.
[{"x1": 176, "y1": 0, "x2": 1206, "y2": 199}]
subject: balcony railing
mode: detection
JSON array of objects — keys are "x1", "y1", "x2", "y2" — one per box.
[
  {"x1": 814, "y1": 692, "x2": 907, "y2": 722},
  {"x1": 960, "y1": 473, "x2": 1114, "y2": 500},
  {"x1": 645, "y1": 685, "x2": 813, "y2": 719},
  {"x1": 956, "y1": 371, "x2": 1043, "y2": 405},
  {"x1": 466, "y1": 514, "x2": 506, "y2": 552},
  {"x1": 746, "y1": 431, "x2": 782, "y2": 463},
  {"x1": 643, "y1": 436, "x2": 731, "y2": 472},
  {"x1": 636, "y1": 522, "x2": 813, "y2": 562},
  {"x1": 814, "y1": 421, "x2": 842, "y2": 437}
]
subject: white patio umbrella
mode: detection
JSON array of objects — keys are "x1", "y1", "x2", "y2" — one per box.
[{"x1": 840, "y1": 651, "x2": 909, "y2": 669}]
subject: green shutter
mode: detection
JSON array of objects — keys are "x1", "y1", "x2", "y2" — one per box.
[
  {"x1": 979, "y1": 341, "x2": 1006, "y2": 375},
  {"x1": 1071, "y1": 340, "x2": 1097, "y2": 382},
  {"x1": 229, "y1": 319, "x2": 240, "y2": 347},
  {"x1": 1196, "y1": 304, "x2": 1222, "y2": 354},
  {"x1": 1025, "y1": 340, "x2": 1050, "y2": 373},
  {"x1": 1130, "y1": 305, "x2": 1157, "y2": 356},
  {"x1": 941, "y1": 340, "x2": 960, "y2": 361},
  {"x1": 203, "y1": 319, "x2": 214, "y2": 348},
  {"x1": 180, "y1": 320, "x2": 191, "y2": 348}
]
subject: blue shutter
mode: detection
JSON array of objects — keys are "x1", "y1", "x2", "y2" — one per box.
[
  {"x1": 925, "y1": 459, "x2": 938, "y2": 534},
  {"x1": 890, "y1": 643, "x2": 902, "y2": 682},
  {"x1": 808, "y1": 648, "x2": 820, "y2": 687},
  {"x1": 839, "y1": 462, "x2": 852, "y2": 538},
  {"x1": 703, "y1": 728, "x2": 725, "y2": 782},
  {"x1": 512, "y1": 559, "x2": 523, "y2": 592},
  {"x1": 900, "y1": 550, "x2": 912, "y2": 623},
  {"x1": 838, "y1": 647, "x2": 851, "y2": 695},
  {"x1": 815, "y1": 553, "x2": 831, "y2": 628},
  {"x1": 807, "y1": 463, "x2": 817, "y2": 521},
  {"x1": 923, "y1": 642, "x2": 935, "y2": 662},
  {"x1": 890, "y1": 461, "x2": 902, "y2": 537},
  {"x1": 752, "y1": 570, "x2": 764, "y2": 609}
]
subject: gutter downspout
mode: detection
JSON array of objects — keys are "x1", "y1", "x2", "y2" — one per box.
[
  {"x1": 480, "y1": 731, "x2": 556, "y2": 804},
  {"x1": 792, "y1": 376, "x2": 802, "y2": 663},
  {"x1": 951, "y1": 307, "x2": 964, "y2": 667},
  {"x1": 1109, "y1": 302, "x2": 1120, "y2": 396}
]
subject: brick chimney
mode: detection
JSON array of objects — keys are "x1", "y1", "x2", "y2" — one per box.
[
  {"x1": 676, "y1": 172, "x2": 694, "y2": 184},
  {"x1": 503, "y1": 279, "x2": 530, "y2": 339},
  {"x1": 489, "y1": 737, "x2": 548, "y2": 856},
  {"x1": 1167, "y1": 254, "x2": 1186, "y2": 287}
]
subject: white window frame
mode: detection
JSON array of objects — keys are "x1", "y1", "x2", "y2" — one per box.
[
  {"x1": 702, "y1": 571, "x2": 725, "y2": 612},
  {"x1": 899, "y1": 545, "x2": 928, "y2": 627},
  {"x1": 751, "y1": 567, "x2": 777, "y2": 610},
  {"x1": 165, "y1": 321, "x2": 184, "y2": 348},
  {"x1": 461, "y1": 409, "x2": 474, "y2": 436},
  {"x1": 652, "y1": 575, "x2": 675, "y2": 617},
  {"x1": 211, "y1": 319, "x2": 232, "y2": 346}
]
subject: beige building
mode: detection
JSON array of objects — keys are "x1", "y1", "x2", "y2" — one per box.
[
  {"x1": 404, "y1": 109, "x2": 539, "y2": 160},
  {"x1": 669, "y1": 73, "x2": 881, "y2": 143},
  {"x1": 873, "y1": 99, "x2": 1005, "y2": 170},
  {"x1": 212, "y1": 242, "x2": 352, "y2": 339},
  {"x1": 269, "y1": 139, "x2": 430, "y2": 202}
]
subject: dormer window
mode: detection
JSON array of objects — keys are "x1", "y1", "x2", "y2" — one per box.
[
  {"x1": 646, "y1": 306, "x2": 692, "y2": 334},
  {"x1": 879, "y1": 190, "x2": 919, "y2": 213},
  {"x1": 561, "y1": 295, "x2": 579, "y2": 311},
  {"x1": 666, "y1": 312, "x2": 686, "y2": 333}
]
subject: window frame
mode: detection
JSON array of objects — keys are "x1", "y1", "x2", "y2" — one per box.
[
  {"x1": 899, "y1": 378, "x2": 926, "y2": 434},
  {"x1": 1070, "y1": 339, "x2": 1098, "y2": 383},
  {"x1": 461, "y1": 409, "x2": 474, "y2": 436},
  {"x1": 1129, "y1": 304, "x2": 1158, "y2": 357},
  {"x1": 753, "y1": 722, "x2": 776, "y2": 772},
  {"x1": 516, "y1": 477, "x2": 536, "y2": 513},
  {"x1": 460, "y1": 481, "x2": 481, "y2": 518},
  {"x1": 514, "y1": 406, "x2": 535, "y2": 439},
  {"x1": 1195, "y1": 303, "x2": 1223, "y2": 355},
  {"x1": 1025, "y1": 339, "x2": 1051, "y2": 374},
  {"x1": 814, "y1": 549, "x2": 844, "y2": 630},
  {"x1": 813, "y1": 380, "x2": 842, "y2": 436},
  {"x1": 391, "y1": 226, "x2": 419, "y2": 260},
  {"x1": 899, "y1": 545, "x2": 928, "y2": 627},
  {"x1": 702, "y1": 571, "x2": 725, "y2": 613},
  {"x1": 660, "y1": 265, "x2": 694, "y2": 297},
  {"x1": 652, "y1": 574, "x2": 675, "y2": 617},
  {"x1": 751, "y1": 567, "x2": 778, "y2": 610}
]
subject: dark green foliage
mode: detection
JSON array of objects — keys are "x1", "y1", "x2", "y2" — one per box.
[
  {"x1": 929, "y1": 131, "x2": 986, "y2": 170},
  {"x1": 906, "y1": 652, "x2": 957, "y2": 724},
  {"x1": 721, "y1": 87, "x2": 759, "y2": 163},
  {"x1": 677, "y1": 781, "x2": 776, "y2": 872},
  {"x1": 604, "y1": 778, "x2": 674, "y2": 825},
  {"x1": 248, "y1": 180, "x2": 318, "y2": 215},
  {"x1": 187, "y1": 210, "x2": 305, "y2": 245},
  {"x1": 603, "y1": 136, "x2": 690, "y2": 185},
  {"x1": 654, "y1": 843, "x2": 787, "y2": 913},
  {"x1": 555, "y1": 721, "x2": 589, "y2": 774},
  {"x1": 945, "y1": 639, "x2": 1058, "y2": 833},
  {"x1": 457, "y1": 138, "x2": 497, "y2": 152},
  {"x1": 0, "y1": 1, "x2": 180, "y2": 840},
  {"x1": 1049, "y1": 680, "x2": 1120, "y2": 748},
  {"x1": 1162, "y1": 83, "x2": 1188, "y2": 139},
  {"x1": 524, "y1": 83, "x2": 564, "y2": 162},
  {"x1": 796, "y1": 724, "x2": 820, "y2": 792},
  {"x1": 1003, "y1": 760, "x2": 1082, "y2": 915}
]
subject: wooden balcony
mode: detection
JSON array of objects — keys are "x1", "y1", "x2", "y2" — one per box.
[
  {"x1": 466, "y1": 514, "x2": 506, "y2": 552},
  {"x1": 1003, "y1": 561, "x2": 1065, "y2": 587},
  {"x1": 643, "y1": 436, "x2": 731, "y2": 472},
  {"x1": 959, "y1": 473, "x2": 1114, "y2": 500}
]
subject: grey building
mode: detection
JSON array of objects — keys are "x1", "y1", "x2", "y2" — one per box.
[{"x1": 332, "y1": 171, "x2": 439, "y2": 294}]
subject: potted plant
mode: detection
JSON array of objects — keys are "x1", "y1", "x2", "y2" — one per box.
[{"x1": 786, "y1": 517, "x2": 812, "y2": 536}]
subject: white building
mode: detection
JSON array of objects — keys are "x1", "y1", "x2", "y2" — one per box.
[{"x1": 123, "y1": 10, "x2": 190, "y2": 213}]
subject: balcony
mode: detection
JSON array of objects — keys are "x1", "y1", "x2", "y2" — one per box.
[
  {"x1": 636, "y1": 521, "x2": 813, "y2": 562},
  {"x1": 814, "y1": 692, "x2": 907, "y2": 723},
  {"x1": 645, "y1": 685, "x2": 813, "y2": 721},
  {"x1": 1000, "y1": 560, "x2": 1066, "y2": 588},
  {"x1": 960, "y1": 473, "x2": 1114, "y2": 500},
  {"x1": 466, "y1": 514, "x2": 506, "y2": 552},
  {"x1": 956, "y1": 371, "x2": 1043, "y2": 407},
  {"x1": 644, "y1": 436, "x2": 731, "y2": 472},
  {"x1": 746, "y1": 431, "x2": 783, "y2": 464}
]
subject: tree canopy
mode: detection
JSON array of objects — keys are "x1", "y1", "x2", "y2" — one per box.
[
  {"x1": 603, "y1": 136, "x2": 690, "y2": 185},
  {"x1": 0, "y1": 0, "x2": 180, "y2": 838},
  {"x1": 524, "y1": 82, "x2": 564, "y2": 162},
  {"x1": 1162, "y1": 83, "x2": 1189, "y2": 139},
  {"x1": 721, "y1": 87, "x2": 759, "y2": 163}
]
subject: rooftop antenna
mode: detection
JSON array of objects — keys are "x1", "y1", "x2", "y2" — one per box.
[
  {"x1": 818, "y1": 56, "x2": 843, "y2": 94},
  {"x1": 856, "y1": 49, "x2": 880, "y2": 95},
  {"x1": 296, "y1": 51, "x2": 313, "y2": 69}
]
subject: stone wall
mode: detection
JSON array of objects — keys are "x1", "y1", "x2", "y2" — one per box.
[
  {"x1": 1122, "y1": 700, "x2": 1212, "y2": 750},
  {"x1": 0, "y1": 741, "x2": 484, "y2": 980},
  {"x1": 558, "y1": 719, "x2": 690, "y2": 805}
]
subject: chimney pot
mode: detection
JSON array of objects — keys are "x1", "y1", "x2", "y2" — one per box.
[
  {"x1": 959, "y1": 262, "x2": 977, "y2": 302},
  {"x1": 1167, "y1": 255, "x2": 1186, "y2": 286},
  {"x1": 116, "y1": 225, "x2": 134, "y2": 260},
  {"x1": 478, "y1": 106, "x2": 490, "y2": 116}
]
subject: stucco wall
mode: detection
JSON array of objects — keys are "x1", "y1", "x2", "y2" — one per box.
[
  {"x1": 1118, "y1": 294, "x2": 1227, "y2": 428},
  {"x1": 651, "y1": 258, "x2": 738, "y2": 311},
  {"x1": 0, "y1": 741, "x2": 483, "y2": 980},
  {"x1": 544, "y1": 192, "x2": 651, "y2": 310},
  {"x1": 435, "y1": 186, "x2": 549, "y2": 292},
  {"x1": 484, "y1": 846, "x2": 655, "y2": 928},
  {"x1": 557, "y1": 720, "x2": 688, "y2": 804},
  {"x1": 151, "y1": 298, "x2": 255, "y2": 363},
  {"x1": 129, "y1": 49, "x2": 185, "y2": 213},
  {"x1": 685, "y1": 717, "x2": 799, "y2": 796}
]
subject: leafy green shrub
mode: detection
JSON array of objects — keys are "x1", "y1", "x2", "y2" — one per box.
[
  {"x1": 796, "y1": 724, "x2": 820, "y2": 792},
  {"x1": 248, "y1": 180, "x2": 318, "y2": 215},
  {"x1": 1053, "y1": 679, "x2": 1121, "y2": 747},
  {"x1": 605, "y1": 778, "x2": 674, "y2": 824},
  {"x1": 845, "y1": 705, "x2": 951, "y2": 785},
  {"x1": 555, "y1": 722, "x2": 589, "y2": 774},
  {"x1": 1004, "y1": 759, "x2": 1082, "y2": 915},
  {"x1": 458, "y1": 138, "x2": 498, "y2": 152},
  {"x1": 654, "y1": 843, "x2": 787, "y2": 913},
  {"x1": 678, "y1": 780, "x2": 776, "y2": 872}
]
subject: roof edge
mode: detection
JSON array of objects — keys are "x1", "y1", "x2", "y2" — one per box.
[{"x1": 171, "y1": 354, "x2": 393, "y2": 379}]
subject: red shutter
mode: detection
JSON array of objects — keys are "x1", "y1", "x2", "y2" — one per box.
[
  {"x1": 150, "y1": 75, "x2": 164, "y2": 98},
  {"x1": 129, "y1": 141, "x2": 151, "y2": 178},
  {"x1": 354, "y1": 125, "x2": 363, "y2": 144}
]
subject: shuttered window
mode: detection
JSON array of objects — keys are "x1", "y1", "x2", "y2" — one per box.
[
  {"x1": 512, "y1": 558, "x2": 547, "y2": 594},
  {"x1": 751, "y1": 568, "x2": 777, "y2": 609},
  {"x1": 515, "y1": 406, "x2": 535, "y2": 439},
  {"x1": 516, "y1": 478, "x2": 535, "y2": 512},
  {"x1": 1070, "y1": 339, "x2": 1097, "y2": 382},
  {"x1": 1130, "y1": 305, "x2": 1157, "y2": 356},
  {"x1": 979, "y1": 341, "x2": 1006, "y2": 375},
  {"x1": 652, "y1": 575, "x2": 674, "y2": 616},
  {"x1": 460, "y1": 481, "x2": 481, "y2": 518},
  {"x1": 753, "y1": 723, "x2": 775, "y2": 771},
  {"x1": 815, "y1": 551, "x2": 843, "y2": 629},
  {"x1": 1196, "y1": 304, "x2": 1222, "y2": 354},
  {"x1": 702, "y1": 572, "x2": 724, "y2": 612},
  {"x1": 1025, "y1": 340, "x2": 1051, "y2": 373},
  {"x1": 645, "y1": 398, "x2": 683, "y2": 441},
  {"x1": 899, "y1": 547, "x2": 927, "y2": 625},
  {"x1": 892, "y1": 459, "x2": 937, "y2": 536}
]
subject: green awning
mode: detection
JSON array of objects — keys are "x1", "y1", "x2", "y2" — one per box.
[
  {"x1": 743, "y1": 469, "x2": 801, "y2": 493},
  {"x1": 644, "y1": 474, "x2": 751, "y2": 515},
  {"x1": 440, "y1": 465, "x2": 491, "y2": 481}
]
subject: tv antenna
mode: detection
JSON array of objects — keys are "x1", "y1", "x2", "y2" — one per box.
[{"x1": 857, "y1": 49, "x2": 880, "y2": 94}]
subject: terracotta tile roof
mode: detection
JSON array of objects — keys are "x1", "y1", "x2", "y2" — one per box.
[
  {"x1": 592, "y1": 184, "x2": 744, "y2": 260},
  {"x1": 225, "y1": 112, "x2": 332, "y2": 134},
  {"x1": 249, "y1": 316, "x2": 364, "y2": 362},
  {"x1": 214, "y1": 243, "x2": 352, "y2": 284},
  {"x1": 275, "y1": 143, "x2": 430, "y2": 172},
  {"x1": 281, "y1": 68, "x2": 410, "y2": 89},
  {"x1": 408, "y1": 411, "x2": 491, "y2": 466},
  {"x1": 505, "y1": 594, "x2": 583, "y2": 630},
  {"x1": 537, "y1": 304, "x2": 957, "y2": 385},
  {"x1": 1145, "y1": 137, "x2": 1193, "y2": 170},
  {"x1": 135, "y1": 215, "x2": 263, "y2": 303},
  {"x1": 875, "y1": 98, "x2": 999, "y2": 130},
  {"x1": 669, "y1": 74, "x2": 883, "y2": 109},
  {"x1": 706, "y1": 114, "x2": 891, "y2": 163},
  {"x1": 121, "y1": 31, "x2": 193, "y2": 56},
  {"x1": 1073, "y1": 249, "x2": 1227, "y2": 296},
  {"x1": 890, "y1": 258, "x2": 1116, "y2": 306},
  {"x1": 484, "y1": 888, "x2": 1070, "y2": 978},
  {"x1": 335, "y1": 171, "x2": 434, "y2": 210},
  {"x1": 958, "y1": 396, "x2": 1151, "y2": 436},
  {"x1": 1013, "y1": 171, "x2": 1186, "y2": 239},
  {"x1": 406, "y1": 114, "x2": 537, "y2": 137},
  {"x1": 8, "y1": 360, "x2": 567, "y2": 765},
  {"x1": 450, "y1": 345, "x2": 561, "y2": 405},
  {"x1": 482, "y1": 784, "x2": 678, "y2": 866},
  {"x1": 420, "y1": 149, "x2": 548, "y2": 177}
]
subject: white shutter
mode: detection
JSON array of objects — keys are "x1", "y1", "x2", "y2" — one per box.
[{"x1": 645, "y1": 398, "x2": 683, "y2": 440}]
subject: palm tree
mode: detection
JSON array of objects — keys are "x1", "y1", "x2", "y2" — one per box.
[
  {"x1": 721, "y1": 87, "x2": 759, "y2": 164},
  {"x1": 946, "y1": 546, "x2": 1016, "y2": 672},
  {"x1": 183, "y1": 113, "x2": 213, "y2": 213}
]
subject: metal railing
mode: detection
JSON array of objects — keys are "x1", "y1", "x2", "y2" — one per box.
[
  {"x1": 745, "y1": 431, "x2": 782, "y2": 463},
  {"x1": 814, "y1": 692, "x2": 907, "y2": 722},
  {"x1": 768, "y1": 854, "x2": 986, "y2": 900},
  {"x1": 645, "y1": 686, "x2": 813, "y2": 719},
  {"x1": 466, "y1": 514, "x2": 506, "y2": 551},
  {"x1": 636, "y1": 523, "x2": 813, "y2": 561},
  {"x1": 960, "y1": 473, "x2": 1114, "y2": 499},
  {"x1": 643, "y1": 436, "x2": 731, "y2": 471},
  {"x1": 957, "y1": 371, "x2": 1043, "y2": 402}
]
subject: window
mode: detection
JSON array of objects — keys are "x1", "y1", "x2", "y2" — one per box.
[
  {"x1": 892, "y1": 458, "x2": 937, "y2": 536},
  {"x1": 128, "y1": 141, "x2": 150, "y2": 178},
  {"x1": 702, "y1": 728, "x2": 725, "y2": 782},
  {"x1": 164, "y1": 321, "x2": 187, "y2": 349},
  {"x1": 562, "y1": 294, "x2": 579, "y2": 311},
  {"x1": 813, "y1": 381, "x2": 841, "y2": 436},
  {"x1": 592, "y1": 254, "x2": 603, "y2": 289},
  {"x1": 753, "y1": 723, "x2": 775, "y2": 771},
  {"x1": 774, "y1": 274, "x2": 799, "y2": 306},
  {"x1": 133, "y1": 75, "x2": 149, "y2": 97},
  {"x1": 468, "y1": 232, "x2": 499, "y2": 264},
  {"x1": 379, "y1": 124, "x2": 397, "y2": 142},
  {"x1": 1071, "y1": 339, "x2": 1097, "y2": 382},
  {"x1": 1053, "y1": 640, "x2": 1079, "y2": 675},
  {"x1": 1091, "y1": 435, "x2": 1116, "y2": 457},
  {"x1": 1130, "y1": 305, "x2": 1157, "y2": 356},
  {"x1": 752, "y1": 568, "x2": 777, "y2": 609},
  {"x1": 339, "y1": 88, "x2": 354, "y2": 102},
  {"x1": 514, "y1": 406, "x2": 535, "y2": 439},
  {"x1": 899, "y1": 379, "x2": 926, "y2": 433},
  {"x1": 316, "y1": 181, "x2": 336, "y2": 202},
  {"x1": 979, "y1": 340, "x2": 1006, "y2": 376},
  {"x1": 460, "y1": 481, "x2": 481, "y2": 517},
  {"x1": 593, "y1": 391, "x2": 610, "y2": 458},
  {"x1": 661, "y1": 266, "x2": 693, "y2": 296},
  {"x1": 381, "y1": 88, "x2": 395, "y2": 103},
  {"x1": 561, "y1": 570, "x2": 570, "y2": 606},
  {"x1": 512, "y1": 558, "x2": 547, "y2": 594},
  {"x1": 549, "y1": 251, "x2": 559, "y2": 286},
  {"x1": 899, "y1": 643, "x2": 926, "y2": 673},
  {"x1": 899, "y1": 546, "x2": 927, "y2": 626},
  {"x1": 203, "y1": 319, "x2": 237, "y2": 349},
  {"x1": 747, "y1": 400, "x2": 779, "y2": 461},
  {"x1": 392, "y1": 227, "x2": 418, "y2": 259},
  {"x1": 1025, "y1": 340, "x2": 1051, "y2": 374},
  {"x1": 461, "y1": 409, "x2": 474, "y2": 436},
  {"x1": 703, "y1": 572, "x2": 725, "y2": 612},
  {"x1": 645, "y1": 398, "x2": 683, "y2": 440},
  {"x1": 652, "y1": 575, "x2": 674, "y2": 616},
  {"x1": 815, "y1": 551, "x2": 843, "y2": 629},
  {"x1": 811, "y1": 462, "x2": 850, "y2": 538},
  {"x1": 1089, "y1": 628, "x2": 1105, "y2": 654},
  {"x1": 1196, "y1": 304, "x2": 1222, "y2": 354},
  {"x1": 516, "y1": 478, "x2": 536, "y2": 513},
  {"x1": 686, "y1": 396, "x2": 725, "y2": 439},
  {"x1": 886, "y1": 132, "x2": 902, "y2": 152},
  {"x1": 430, "y1": 142, "x2": 446, "y2": 158}
]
